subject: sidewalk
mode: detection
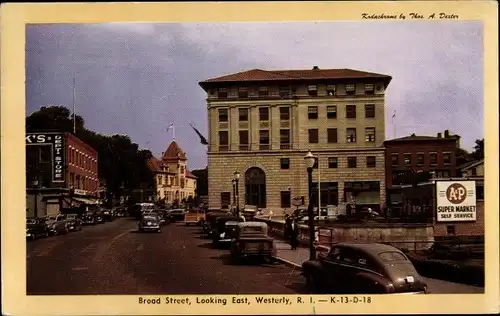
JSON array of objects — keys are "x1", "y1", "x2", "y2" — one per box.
[{"x1": 273, "y1": 239, "x2": 313, "y2": 268}]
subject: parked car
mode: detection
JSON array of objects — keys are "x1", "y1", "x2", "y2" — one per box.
[
  {"x1": 184, "y1": 209, "x2": 205, "y2": 226},
  {"x1": 26, "y1": 217, "x2": 49, "y2": 240},
  {"x1": 168, "y1": 209, "x2": 186, "y2": 222},
  {"x1": 44, "y1": 214, "x2": 68, "y2": 235},
  {"x1": 203, "y1": 211, "x2": 230, "y2": 236},
  {"x1": 211, "y1": 215, "x2": 245, "y2": 247},
  {"x1": 102, "y1": 208, "x2": 113, "y2": 222},
  {"x1": 138, "y1": 213, "x2": 162, "y2": 233},
  {"x1": 156, "y1": 211, "x2": 167, "y2": 225},
  {"x1": 230, "y1": 222, "x2": 276, "y2": 260},
  {"x1": 94, "y1": 210, "x2": 104, "y2": 224},
  {"x1": 65, "y1": 213, "x2": 83, "y2": 231},
  {"x1": 301, "y1": 243, "x2": 428, "y2": 294},
  {"x1": 82, "y1": 211, "x2": 96, "y2": 225}
]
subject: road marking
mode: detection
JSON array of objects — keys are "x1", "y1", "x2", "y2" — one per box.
[
  {"x1": 92, "y1": 230, "x2": 131, "y2": 263},
  {"x1": 80, "y1": 244, "x2": 98, "y2": 253}
]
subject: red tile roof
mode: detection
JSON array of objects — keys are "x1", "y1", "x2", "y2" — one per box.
[
  {"x1": 146, "y1": 156, "x2": 164, "y2": 172},
  {"x1": 199, "y1": 67, "x2": 392, "y2": 88},
  {"x1": 185, "y1": 169, "x2": 197, "y2": 179},
  {"x1": 162, "y1": 141, "x2": 187, "y2": 161}
]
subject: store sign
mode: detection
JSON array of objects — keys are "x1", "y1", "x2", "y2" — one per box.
[
  {"x1": 436, "y1": 181, "x2": 476, "y2": 222},
  {"x1": 26, "y1": 133, "x2": 65, "y2": 183},
  {"x1": 73, "y1": 189, "x2": 87, "y2": 196}
]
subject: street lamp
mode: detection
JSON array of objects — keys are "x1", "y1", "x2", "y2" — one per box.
[
  {"x1": 32, "y1": 180, "x2": 39, "y2": 218},
  {"x1": 304, "y1": 150, "x2": 316, "y2": 260},
  {"x1": 232, "y1": 179, "x2": 236, "y2": 214},
  {"x1": 234, "y1": 171, "x2": 240, "y2": 217}
]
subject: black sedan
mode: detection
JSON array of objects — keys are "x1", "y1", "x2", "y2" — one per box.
[
  {"x1": 301, "y1": 243, "x2": 428, "y2": 294},
  {"x1": 211, "y1": 215, "x2": 245, "y2": 247},
  {"x1": 138, "y1": 214, "x2": 162, "y2": 233},
  {"x1": 26, "y1": 217, "x2": 49, "y2": 240}
]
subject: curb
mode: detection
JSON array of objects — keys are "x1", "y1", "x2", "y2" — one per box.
[{"x1": 272, "y1": 255, "x2": 302, "y2": 269}]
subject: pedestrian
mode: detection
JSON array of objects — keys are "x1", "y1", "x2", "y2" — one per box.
[
  {"x1": 284, "y1": 214, "x2": 292, "y2": 240},
  {"x1": 290, "y1": 218, "x2": 299, "y2": 250}
]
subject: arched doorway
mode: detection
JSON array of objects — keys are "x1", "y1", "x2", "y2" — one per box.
[{"x1": 245, "y1": 167, "x2": 266, "y2": 208}]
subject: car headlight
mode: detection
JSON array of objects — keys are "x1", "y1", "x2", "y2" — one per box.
[
  {"x1": 147, "y1": 222, "x2": 152, "y2": 226},
  {"x1": 220, "y1": 232, "x2": 225, "y2": 238}
]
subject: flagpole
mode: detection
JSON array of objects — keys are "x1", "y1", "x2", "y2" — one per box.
[
  {"x1": 173, "y1": 122, "x2": 176, "y2": 141},
  {"x1": 72, "y1": 77, "x2": 76, "y2": 134},
  {"x1": 392, "y1": 110, "x2": 396, "y2": 138}
]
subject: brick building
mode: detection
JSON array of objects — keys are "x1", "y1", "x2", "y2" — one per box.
[
  {"x1": 26, "y1": 132, "x2": 99, "y2": 217},
  {"x1": 147, "y1": 141, "x2": 197, "y2": 204},
  {"x1": 199, "y1": 66, "x2": 392, "y2": 214}
]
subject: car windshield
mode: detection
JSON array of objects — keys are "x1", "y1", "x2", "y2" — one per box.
[
  {"x1": 242, "y1": 226, "x2": 264, "y2": 233},
  {"x1": 47, "y1": 216, "x2": 56, "y2": 221},
  {"x1": 26, "y1": 219, "x2": 37, "y2": 224},
  {"x1": 378, "y1": 251, "x2": 408, "y2": 262},
  {"x1": 67, "y1": 214, "x2": 76, "y2": 219}
]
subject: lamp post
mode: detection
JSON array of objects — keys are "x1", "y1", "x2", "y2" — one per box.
[
  {"x1": 232, "y1": 179, "x2": 236, "y2": 214},
  {"x1": 234, "y1": 171, "x2": 240, "y2": 217},
  {"x1": 304, "y1": 150, "x2": 316, "y2": 261},
  {"x1": 32, "y1": 179, "x2": 39, "y2": 218}
]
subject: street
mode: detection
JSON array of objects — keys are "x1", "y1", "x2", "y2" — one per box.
[{"x1": 27, "y1": 218, "x2": 306, "y2": 295}]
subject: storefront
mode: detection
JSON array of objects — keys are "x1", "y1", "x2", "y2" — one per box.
[{"x1": 343, "y1": 181, "x2": 381, "y2": 213}]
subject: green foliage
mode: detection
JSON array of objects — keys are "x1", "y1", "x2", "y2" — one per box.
[
  {"x1": 26, "y1": 105, "x2": 155, "y2": 197},
  {"x1": 191, "y1": 168, "x2": 208, "y2": 196},
  {"x1": 472, "y1": 139, "x2": 484, "y2": 160}
]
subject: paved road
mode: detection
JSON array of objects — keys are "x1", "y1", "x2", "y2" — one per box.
[{"x1": 27, "y1": 218, "x2": 306, "y2": 295}]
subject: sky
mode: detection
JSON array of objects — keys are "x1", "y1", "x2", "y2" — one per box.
[{"x1": 26, "y1": 22, "x2": 483, "y2": 169}]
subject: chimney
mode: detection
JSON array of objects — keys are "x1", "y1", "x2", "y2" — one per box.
[
  {"x1": 411, "y1": 133, "x2": 416, "y2": 137},
  {"x1": 444, "y1": 130, "x2": 450, "y2": 138},
  {"x1": 437, "y1": 133, "x2": 442, "y2": 138},
  {"x1": 312, "y1": 66, "x2": 319, "y2": 70}
]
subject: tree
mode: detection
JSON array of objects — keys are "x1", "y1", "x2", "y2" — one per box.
[
  {"x1": 455, "y1": 147, "x2": 474, "y2": 167},
  {"x1": 472, "y1": 139, "x2": 484, "y2": 160},
  {"x1": 191, "y1": 168, "x2": 208, "y2": 196}
]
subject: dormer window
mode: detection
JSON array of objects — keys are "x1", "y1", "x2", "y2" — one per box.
[
  {"x1": 238, "y1": 87, "x2": 248, "y2": 98},
  {"x1": 345, "y1": 84, "x2": 356, "y2": 95},
  {"x1": 308, "y1": 85, "x2": 318, "y2": 96},
  {"x1": 365, "y1": 83, "x2": 375, "y2": 95},
  {"x1": 326, "y1": 84, "x2": 336, "y2": 96},
  {"x1": 217, "y1": 88, "x2": 228, "y2": 98},
  {"x1": 258, "y1": 86, "x2": 268, "y2": 97},
  {"x1": 279, "y1": 85, "x2": 290, "y2": 97}
]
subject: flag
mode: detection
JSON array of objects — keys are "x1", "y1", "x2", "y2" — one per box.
[
  {"x1": 166, "y1": 123, "x2": 174, "y2": 131},
  {"x1": 189, "y1": 123, "x2": 209, "y2": 145},
  {"x1": 392, "y1": 111, "x2": 396, "y2": 119}
]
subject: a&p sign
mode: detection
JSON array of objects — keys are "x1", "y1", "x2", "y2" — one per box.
[{"x1": 436, "y1": 181, "x2": 477, "y2": 222}]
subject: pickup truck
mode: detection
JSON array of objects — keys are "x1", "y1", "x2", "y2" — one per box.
[{"x1": 184, "y1": 209, "x2": 205, "y2": 226}]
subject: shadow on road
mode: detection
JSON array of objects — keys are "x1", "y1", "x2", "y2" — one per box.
[{"x1": 210, "y1": 253, "x2": 280, "y2": 268}]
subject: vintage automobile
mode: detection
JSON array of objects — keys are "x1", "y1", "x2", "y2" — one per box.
[
  {"x1": 184, "y1": 209, "x2": 205, "y2": 226},
  {"x1": 26, "y1": 217, "x2": 49, "y2": 240},
  {"x1": 44, "y1": 214, "x2": 68, "y2": 235},
  {"x1": 301, "y1": 243, "x2": 428, "y2": 294},
  {"x1": 230, "y1": 222, "x2": 276, "y2": 260},
  {"x1": 138, "y1": 213, "x2": 162, "y2": 233},
  {"x1": 82, "y1": 211, "x2": 96, "y2": 225},
  {"x1": 102, "y1": 208, "x2": 114, "y2": 222},
  {"x1": 65, "y1": 213, "x2": 83, "y2": 231},
  {"x1": 94, "y1": 210, "x2": 104, "y2": 224},
  {"x1": 211, "y1": 215, "x2": 245, "y2": 247},
  {"x1": 202, "y1": 211, "x2": 230, "y2": 236},
  {"x1": 168, "y1": 209, "x2": 186, "y2": 222}
]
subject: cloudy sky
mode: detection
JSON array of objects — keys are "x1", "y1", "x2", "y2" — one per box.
[{"x1": 26, "y1": 22, "x2": 483, "y2": 169}]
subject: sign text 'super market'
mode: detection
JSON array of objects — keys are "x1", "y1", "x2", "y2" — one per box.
[{"x1": 436, "y1": 181, "x2": 476, "y2": 222}]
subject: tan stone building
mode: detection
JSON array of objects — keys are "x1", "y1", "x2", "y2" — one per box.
[
  {"x1": 199, "y1": 67, "x2": 392, "y2": 214},
  {"x1": 147, "y1": 141, "x2": 197, "y2": 204}
]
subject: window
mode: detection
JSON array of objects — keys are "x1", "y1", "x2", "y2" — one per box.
[
  {"x1": 346, "y1": 104, "x2": 356, "y2": 118},
  {"x1": 280, "y1": 158, "x2": 290, "y2": 169},
  {"x1": 345, "y1": 83, "x2": 356, "y2": 95},
  {"x1": 430, "y1": 152, "x2": 438, "y2": 165},
  {"x1": 365, "y1": 104, "x2": 375, "y2": 118},
  {"x1": 416, "y1": 153, "x2": 425, "y2": 165},
  {"x1": 218, "y1": 131, "x2": 229, "y2": 151},
  {"x1": 365, "y1": 127, "x2": 375, "y2": 142},
  {"x1": 238, "y1": 87, "x2": 248, "y2": 98},
  {"x1": 443, "y1": 152, "x2": 451, "y2": 165},
  {"x1": 279, "y1": 85, "x2": 290, "y2": 97},
  {"x1": 39, "y1": 146, "x2": 51, "y2": 163},
  {"x1": 220, "y1": 192, "x2": 231, "y2": 209},
  {"x1": 476, "y1": 183, "x2": 484, "y2": 200},
  {"x1": 346, "y1": 128, "x2": 356, "y2": 143},
  {"x1": 280, "y1": 129, "x2": 291, "y2": 149},
  {"x1": 327, "y1": 128, "x2": 338, "y2": 143},
  {"x1": 259, "y1": 130, "x2": 269, "y2": 150},
  {"x1": 180, "y1": 166, "x2": 184, "y2": 174},
  {"x1": 328, "y1": 157, "x2": 338, "y2": 168},
  {"x1": 404, "y1": 153, "x2": 412, "y2": 166},
  {"x1": 239, "y1": 108, "x2": 248, "y2": 121},
  {"x1": 280, "y1": 107, "x2": 290, "y2": 120},
  {"x1": 327, "y1": 105, "x2": 337, "y2": 118},
  {"x1": 309, "y1": 129, "x2": 319, "y2": 143},
  {"x1": 378, "y1": 251, "x2": 408, "y2": 262},
  {"x1": 276, "y1": 190, "x2": 291, "y2": 208},
  {"x1": 218, "y1": 108, "x2": 228, "y2": 122},
  {"x1": 347, "y1": 157, "x2": 357, "y2": 168},
  {"x1": 442, "y1": 170, "x2": 450, "y2": 178},
  {"x1": 308, "y1": 84, "x2": 318, "y2": 96},
  {"x1": 259, "y1": 107, "x2": 269, "y2": 121},
  {"x1": 365, "y1": 83, "x2": 375, "y2": 95},
  {"x1": 258, "y1": 86, "x2": 268, "y2": 97},
  {"x1": 308, "y1": 106, "x2": 318, "y2": 119},
  {"x1": 239, "y1": 130, "x2": 249, "y2": 150},
  {"x1": 217, "y1": 88, "x2": 228, "y2": 98},
  {"x1": 366, "y1": 156, "x2": 376, "y2": 168},
  {"x1": 326, "y1": 84, "x2": 336, "y2": 96},
  {"x1": 446, "y1": 225, "x2": 456, "y2": 236}
]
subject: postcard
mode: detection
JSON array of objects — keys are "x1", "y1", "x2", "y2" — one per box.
[{"x1": 1, "y1": 1, "x2": 499, "y2": 315}]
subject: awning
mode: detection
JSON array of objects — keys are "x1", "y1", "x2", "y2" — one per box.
[{"x1": 73, "y1": 197, "x2": 98, "y2": 205}]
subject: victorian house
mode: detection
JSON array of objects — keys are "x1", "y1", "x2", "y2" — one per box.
[{"x1": 147, "y1": 141, "x2": 197, "y2": 204}]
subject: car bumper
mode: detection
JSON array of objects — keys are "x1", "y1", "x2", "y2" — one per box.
[
  {"x1": 141, "y1": 226, "x2": 160, "y2": 231},
  {"x1": 218, "y1": 238, "x2": 232, "y2": 243}
]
